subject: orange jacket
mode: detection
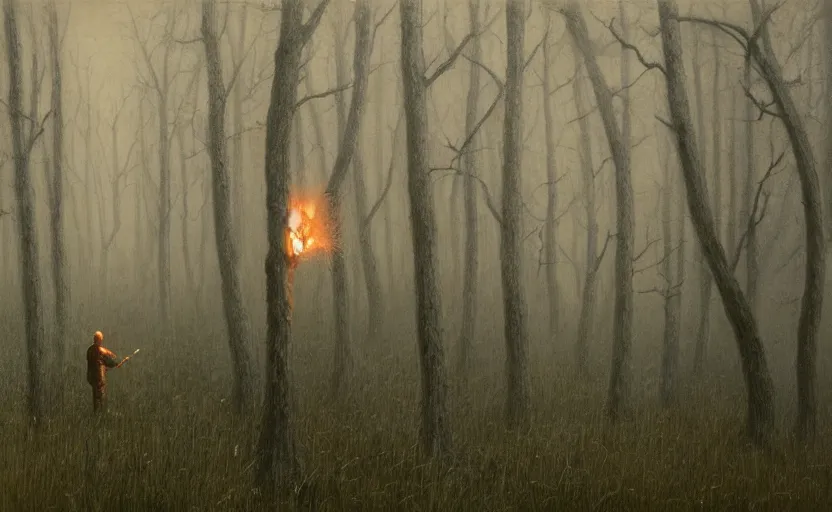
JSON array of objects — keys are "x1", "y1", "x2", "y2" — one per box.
[{"x1": 87, "y1": 344, "x2": 118, "y2": 387}]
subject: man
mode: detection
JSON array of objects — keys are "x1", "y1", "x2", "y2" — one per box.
[{"x1": 86, "y1": 331, "x2": 119, "y2": 413}]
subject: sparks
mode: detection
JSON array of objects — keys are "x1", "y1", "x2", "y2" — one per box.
[{"x1": 286, "y1": 191, "x2": 332, "y2": 260}]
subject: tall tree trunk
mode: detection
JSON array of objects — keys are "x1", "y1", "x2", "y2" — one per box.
[
  {"x1": 727, "y1": 83, "x2": 738, "y2": 254},
  {"x1": 501, "y1": 0, "x2": 530, "y2": 428},
  {"x1": 327, "y1": 0, "x2": 372, "y2": 396},
  {"x1": 657, "y1": 0, "x2": 775, "y2": 446},
  {"x1": 747, "y1": 0, "x2": 825, "y2": 443},
  {"x1": 257, "y1": 0, "x2": 328, "y2": 490},
  {"x1": 573, "y1": 60, "x2": 597, "y2": 377},
  {"x1": 47, "y1": 1, "x2": 67, "y2": 379},
  {"x1": 352, "y1": 142, "x2": 383, "y2": 344},
  {"x1": 457, "y1": 0, "x2": 482, "y2": 376},
  {"x1": 201, "y1": 0, "x2": 255, "y2": 416},
  {"x1": 157, "y1": 84, "x2": 172, "y2": 331},
  {"x1": 399, "y1": 0, "x2": 452, "y2": 456},
  {"x1": 742, "y1": 53, "x2": 759, "y2": 318},
  {"x1": 659, "y1": 133, "x2": 680, "y2": 406},
  {"x1": 177, "y1": 126, "x2": 196, "y2": 297},
  {"x1": 692, "y1": 33, "x2": 712, "y2": 374},
  {"x1": 565, "y1": 1, "x2": 635, "y2": 420},
  {"x1": 231, "y1": 3, "x2": 247, "y2": 252},
  {"x1": 4, "y1": 0, "x2": 47, "y2": 424},
  {"x1": 541, "y1": 10, "x2": 559, "y2": 342},
  {"x1": 711, "y1": 33, "x2": 723, "y2": 245},
  {"x1": 824, "y1": 0, "x2": 832, "y2": 241}
]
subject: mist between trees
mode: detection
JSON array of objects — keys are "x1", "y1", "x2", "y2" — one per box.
[{"x1": 1, "y1": 0, "x2": 831, "y2": 508}]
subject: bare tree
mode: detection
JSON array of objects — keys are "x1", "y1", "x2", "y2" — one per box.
[
  {"x1": 325, "y1": 0, "x2": 372, "y2": 397},
  {"x1": 501, "y1": 0, "x2": 530, "y2": 427},
  {"x1": 540, "y1": 10, "x2": 564, "y2": 347},
  {"x1": 742, "y1": 31, "x2": 759, "y2": 318},
  {"x1": 256, "y1": 0, "x2": 329, "y2": 491},
  {"x1": 563, "y1": 0, "x2": 635, "y2": 421},
  {"x1": 681, "y1": 0, "x2": 826, "y2": 446},
  {"x1": 101, "y1": 93, "x2": 139, "y2": 294},
  {"x1": 46, "y1": 0, "x2": 67, "y2": 379},
  {"x1": 201, "y1": 0, "x2": 256, "y2": 415},
  {"x1": 129, "y1": 7, "x2": 178, "y2": 331},
  {"x1": 457, "y1": 0, "x2": 483, "y2": 376},
  {"x1": 4, "y1": 0, "x2": 48, "y2": 424},
  {"x1": 657, "y1": 0, "x2": 775, "y2": 446},
  {"x1": 399, "y1": 0, "x2": 471, "y2": 455},
  {"x1": 572, "y1": 58, "x2": 600, "y2": 378},
  {"x1": 691, "y1": 31, "x2": 712, "y2": 375}
]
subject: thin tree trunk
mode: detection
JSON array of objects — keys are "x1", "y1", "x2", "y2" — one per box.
[
  {"x1": 399, "y1": 0, "x2": 452, "y2": 456},
  {"x1": 727, "y1": 84, "x2": 738, "y2": 254},
  {"x1": 177, "y1": 126, "x2": 196, "y2": 297},
  {"x1": 352, "y1": 143, "x2": 383, "y2": 343},
  {"x1": 658, "y1": 0, "x2": 775, "y2": 446},
  {"x1": 692, "y1": 32, "x2": 712, "y2": 374},
  {"x1": 824, "y1": 0, "x2": 832, "y2": 241},
  {"x1": 201, "y1": 0, "x2": 255, "y2": 416},
  {"x1": 747, "y1": 0, "x2": 825, "y2": 443},
  {"x1": 4, "y1": 0, "x2": 47, "y2": 424},
  {"x1": 659, "y1": 133, "x2": 680, "y2": 406},
  {"x1": 565, "y1": 1, "x2": 635, "y2": 420},
  {"x1": 743, "y1": 54, "x2": 759, "y2": 318},
  {"x1": 231, "y1": 2, "x2": 246, "y2": 252},
  {"x1": 47, "y1": 1, "x2": 67, "y2": 379},
  {"x1": 327, "y1": 0, "x2": 373, "y2": 396},
  {"x1": 457, "y1": 0, "x2": 482, "y2": 376},
  {"x1": 541, "y1": 10, "x2": 559, "y2": 342},
  {"x1": 573, "y1": 60, "x2": 597, "y2": 377}
]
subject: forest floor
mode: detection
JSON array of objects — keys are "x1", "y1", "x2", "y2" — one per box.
[{"x1": 1, "y1": 312, "x2": 831, "y2": 511}]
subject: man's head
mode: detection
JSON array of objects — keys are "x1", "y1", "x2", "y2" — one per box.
[{"x1": 93, "y1": 331, "x2": 104, "y2": 345}]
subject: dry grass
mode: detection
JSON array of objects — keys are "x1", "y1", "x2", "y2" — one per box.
[{"x1": 1, "y1": 299, "x2": 831, "y2": 511}]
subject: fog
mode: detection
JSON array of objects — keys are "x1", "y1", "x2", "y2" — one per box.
[{"x1": 0, "y1": 0, "x2": 829, "y2": 508}]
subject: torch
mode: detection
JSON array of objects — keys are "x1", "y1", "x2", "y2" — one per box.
[{"x1": 116, "y1": 349, "x2": 140, "y2": 368}]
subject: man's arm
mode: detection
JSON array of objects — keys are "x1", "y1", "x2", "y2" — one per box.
[{"x1": 101, "y1": 348, "x2": 119, "y2": 368}]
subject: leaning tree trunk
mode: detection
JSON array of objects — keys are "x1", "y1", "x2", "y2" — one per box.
[
  {"x1": 201, "y1": 0, "x2": 255, "y2": 416},
  {"x1": 572, "y1": 60, "x2": 598, "y2": 378},
  {"x1": 564, "y1": 0, "x2": 635, "y2": 421},
  {"x1": 726, "y1": 82, "x2": 739, "y2": 254},
  {"x1": 4, "y1": 0, "x2": 47, "y2": 424},
  {"x1": 501, "y1": 0, "x2": 530, "y2": 429},
  {"x1": 47, "y1": 0, "x2": 67, "y2": 380},
  {"x1": 746, "y1": 0, "x2": 825, "y2": 443},
  {"x1": 824, "y1": 0, "x2": 832, "y2": 240},
  {"x1": 658, "y1": 0, "x2": 775, "y2": 446},
  {"x1": 399, "y1": 0, "x2": 452, "y2": 456},
  {"x1": 457, "y1": 0, "x2": 482, "y2": 376},
  {"x1": 691, "y1": 32, "x2": 712, "y2": 374},
  {"x1": 742, "y1": 51, "x2": 759, "y2": 318},
  {"x1": 541, "y1": 9, "x2": 560, "y2": 342},
  {"x1": 326, "y1": 0, "x2": 372, "y2": 397},
  {"x1": 257, "y1": 0, "x2": 328, "y2": 491}
]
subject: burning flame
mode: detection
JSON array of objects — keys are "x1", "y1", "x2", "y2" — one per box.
[{"x1": 286, "y1": 192, "x2": 332, "y2": 259}]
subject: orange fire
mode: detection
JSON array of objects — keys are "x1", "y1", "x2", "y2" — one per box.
[{"x1": 286, "y1": 191, "x2": 333, "y2": 260}]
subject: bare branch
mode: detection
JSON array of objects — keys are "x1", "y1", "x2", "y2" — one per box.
[
  {"x1": 598, "y1": 15, "x2": 666, "y2": 75},
  {"x1": 295, "y1": 82, "x2": 353, "y2": 109},
  {"x1": 425, "y1": 9, "x2": 499, "y2": 86}
]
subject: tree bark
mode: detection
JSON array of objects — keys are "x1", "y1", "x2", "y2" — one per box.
[
  {"x1": 658, "y1": 0, "x2": 775, "y2": 446},
  {"x1": 658, "y1": 134, "x2": 680, "y2": 406},
  {"x1": 564, "y1": 0, "x2": 635, "y2": 420},
  {"x1": 824, "y1": 0, "x2": 832, "y2": 241},
  {"x1": 4, "y1": 0, "x2": 47, "y2": 424},
  {"x1": 501, "y1": 0, "x2": 530, "y2": 428},
  {"x1": 572, "y1": 58, "x2": 597, "y2": 378},
  {"x1": 748, "y1": 0, "x2": 825, "y2": 443},
  {"x1": 457, "y1": 0, "x2": 482, "y2": 376},
  {"x1": 692, "y1": 32, "x2": 712, "y2": 374},
  {"x1": 541, "y1": 10, "x2": 560, "y2": 343},
  {"x1": 257, "y1": 0, "x2": 328, "y2": 490},
  {"x1": 327, "y1": 0, "x2": 372, "y2": 397},
  {"x1": 399, "y1": 0, "x2": 452, "y2": 456},
  {"x1": 742, "y1": 52, "x2": 759, "y2": 318},
  {"x1": 47, "y1": 1, "x2": 67, "y2": 379},
  {"x1": 201, "y1": 0, "x2": 255, "y2": 416}
]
